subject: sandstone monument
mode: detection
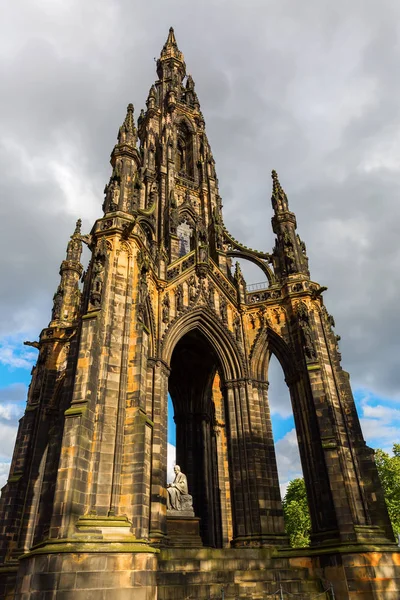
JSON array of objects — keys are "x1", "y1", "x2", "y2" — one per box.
[{"x1": 0, "y1": 27, "x2": 399, "y2": 599}]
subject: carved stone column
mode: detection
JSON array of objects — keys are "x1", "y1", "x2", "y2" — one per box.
[{"x1": 149, "y1": 361, "x2": 169, "y2": 542}]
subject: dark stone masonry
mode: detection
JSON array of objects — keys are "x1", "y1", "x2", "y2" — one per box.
[{"x1": 0, "y1": 27, "x2": 399, "y2": 599}]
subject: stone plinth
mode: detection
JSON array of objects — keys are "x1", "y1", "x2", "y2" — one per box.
[{"x1": 166, "y1": 514, "x2": 202, "y2": 548}]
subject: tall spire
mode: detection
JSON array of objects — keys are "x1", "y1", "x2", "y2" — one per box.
[
  {"x1": 160, "y1": 26, "x2": 185, "y2": 63},
  {"x1": 105, "y1": 103, "x2": 141, "y2": 214},
  {"x1": 270, "y1": 171, "x2": 309, "y2": 280},
  {"x1": 50, "y1": 220, "x2": 83, "y2": 325},
  {"x1": 157, "y1": 26, "x2": 186, "y2": 80},
  {"x1": 165, "y1": 26, "x2": 177, "y2": 46}
]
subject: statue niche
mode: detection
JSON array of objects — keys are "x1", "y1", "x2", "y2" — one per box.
[{"x1": 175, "y1": 122, "x2": 194, "y2": 178}]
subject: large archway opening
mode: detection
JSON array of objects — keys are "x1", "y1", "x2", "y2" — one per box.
[
  {"x1": 267, "y1": 354, "x2": 311, "y2": 547},
  {"x1": 168, "y1": 328, "x2": 227, "y2": 548}
]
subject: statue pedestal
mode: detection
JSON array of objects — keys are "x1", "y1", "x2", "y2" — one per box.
[{"x1": 166, "y1": 512, "x2": 202, "y2": 547}]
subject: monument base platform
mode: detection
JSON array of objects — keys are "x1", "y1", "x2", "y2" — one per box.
[
  {"x1": 2, "y1": 543, "x2": 400, "y2": 598},
  {"x1": 166, "y1": 514, "x2": 203, "y2": 548}
]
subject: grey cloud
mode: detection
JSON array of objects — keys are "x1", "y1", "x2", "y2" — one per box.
[
  {"x1": 0, "y1": 384, "x2": 27, "y2": 405},
  {"x1": 1, "y1": 0, "x2": 400, "y2": 406}
]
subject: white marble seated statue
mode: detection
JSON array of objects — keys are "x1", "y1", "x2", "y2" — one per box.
[{"x1": 167, "y1": 465, "x2": 194, "y2": 514}]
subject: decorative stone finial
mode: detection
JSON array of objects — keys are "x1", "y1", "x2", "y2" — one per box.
[
  {"x1": 74, "y1": 219, "x2": 82, "y2": 235},
  {"x1": 186, "y1": 74, "x2": 195, "y2": 90},
  {"x1": 118, "y1": 103, "x2": 137, "y2": 146},
  {"x1": 271, "y1": 169, "x2": 289, "y2": 212},
  {"x1": 159, "y1": 26, "x2": 185, "y2": 65},
  {"x1": 146, "y1": 86, "x2": 157, "y2": 110},
  {"x1": 166, "y1": 27, "x2": 177, "y2": 48},
  {"x1": 234, "y1": 261, "x2": 243, "y2": 280}
]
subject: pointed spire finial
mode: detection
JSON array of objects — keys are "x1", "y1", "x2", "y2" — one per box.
[
  {"x1": 74, "y1": 218, "x2": 82, "y2": 236},
  {"x1": 271, "y1": 170, "x2": 289, "y2": 212},
  {"x1": 166, "y1": 26, "x2": 177, "y2": 47},
  {"x1": 159, "y1": 26, "x2": 185, "y2": 67},
  {"x1": 234, "y1": 261, "x2": 243, "y2": 280},
  {"x1": 66, "y1": 219, "x2": 83, "y2": 263},
  {"x1": 117, "y1": 103, "x2": 137, "y2": 146}
]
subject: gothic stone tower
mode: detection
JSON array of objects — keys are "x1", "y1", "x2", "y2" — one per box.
[{"x1": 0, "y1": 28, "x2": 399, "y2": 600}]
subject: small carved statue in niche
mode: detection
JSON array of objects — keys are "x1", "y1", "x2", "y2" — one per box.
[
  {"x1": 175, "y1": 285, "x2": 184, "y2": 312},
  {"x1": 106, "y1": 179, "x2": 120, "y2": 212},
  {"x1": 167, "y1": 135, "x2": 173, "y2": 161},
  {"x1": 52, "y1": 286, "x2": 64, "y2": 320},
  {"x1": 213, "y1": 207, "x2": 224, "y2": 250},
  {"x1": 148, "y1": 180, "x2": 158, "y2": 208},
  {"x1": 58, "y1": 342, "x2": 70, "y2": 372},
  {"x1": 89, "y1": 239, "x2": 108, "y2": 309},
  {"x1": 207, "y1": 283, "x2": 215, "y2": 308},
  {"x1": 249, "y1": 314, "x2": 256, "y2": 329},
  {"x1": 196, "y1": 218, "x2": 207, "y2": 245},
  {"x1": 148, "y1": 144, "x2": 155, "y2": 170},
  {"x1": 167, "y1": 465, "x2": 194, "y2": 513},
  {"x1": 258, "y1": 307, "x2": 267, "y2": 328},
  {"x1": 198, "y1": 244, "x2": 208, "y2": 263},
  {"x1": 150, "y1": 240, "x2": 159, "y2": 263},
  {"x1": 233, "y1": 315, "x2": 241, "y2": 342},
  {"x1": 273, "y1": 308, "x2": 281, "y2": 325},
  {"x1": 130, "y1": 170, "x2": 143, "y2": 212},
  {"x1": 220, "y1": 297, "x2": 228, "y2": 325},
  {"x1": 138, "y1": 276, "x2": 148, "y2": 306},
  {"x1": 297, "y1": 302, "x2": 317, "y2": 361},
  {"x1": 137, "y1": 248, "x2": 150, "y2": 275},
  {"x1": 170, "y1": 191, "x2": 179, "y2": 235},
  {"x1": 112, "y1": 179, "x2": 120, "y2": 207},
  {"x1": 113, "y1": 159, "x2": 122, "y2": 179},
  {"x1": 188, "y1": 276, "x2": 197, "y2": 302},
  {"x1": 284, "y1": 246, "x2": 296, "y2": 274},
  {"x1": 73, "y1": 288, "x2": 82, "y2": 318},
  {"x1": 137, "y1": 268, "x2": 148, "y2": 323},
  {"x1": 162, "y1": 293, "x2": 170, "y2": 324}
]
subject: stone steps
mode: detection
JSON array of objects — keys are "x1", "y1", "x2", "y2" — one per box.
[
  {"x1": 157, "y1": 548, "x2": 328, "y2": 599},
  {"x1": 158, "y1": 558, "x2": 276, "y2": 572}
]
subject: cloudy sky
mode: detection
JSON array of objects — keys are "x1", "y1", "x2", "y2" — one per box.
[{"x1": 1, "y1": 0, "x2": 400, "y2": 494}]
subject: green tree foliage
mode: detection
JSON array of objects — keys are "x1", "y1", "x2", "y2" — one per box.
[
  {"x1": 282, "y1": 445, "x2": 400, "y2": 548},
  {"x1": 282, "y1": 478, "x2": 311, "y2": 547},
  {"x1": 374, "y1": 444, "x2": 400, "y2": 536}
]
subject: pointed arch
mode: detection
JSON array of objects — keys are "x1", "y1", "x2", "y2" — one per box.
[
  {"x1": 178, "y1": 204, "x2": 197, "y2": 225},
  {"x1": 161, "y1": 305, "x2": 246, "y2": 381},
  {"x1": 175, "y1": 114, "x2": 195, "y2": 134},
  {"x1": 250, "y1": 325, "x2": 300, "y2": 384}
]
